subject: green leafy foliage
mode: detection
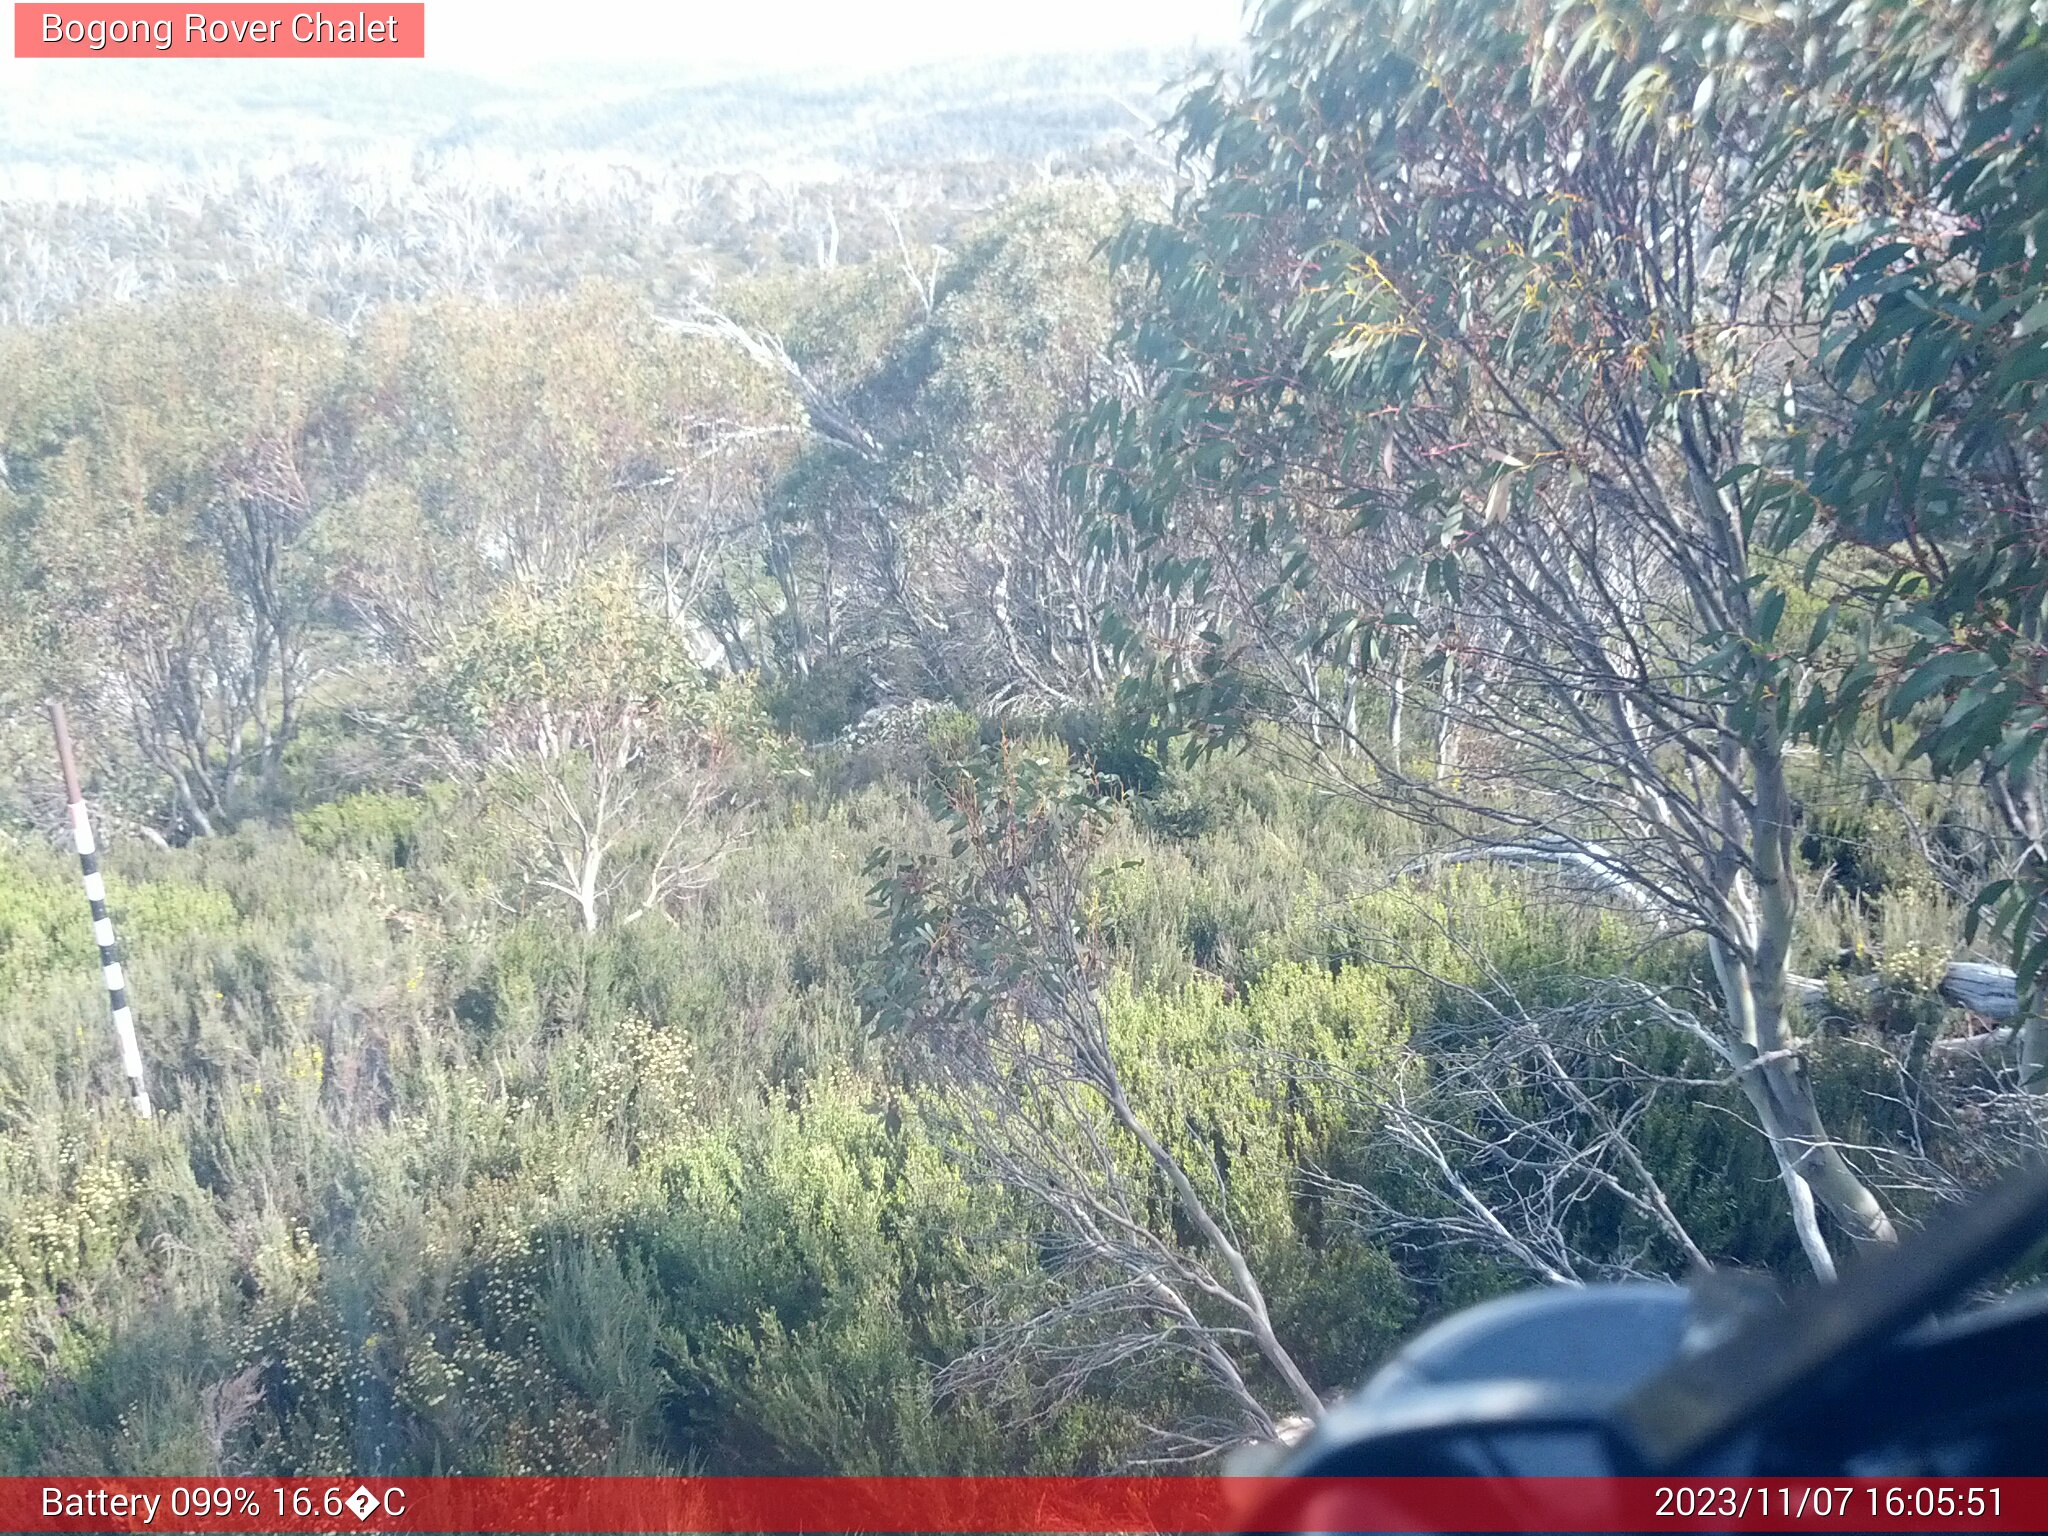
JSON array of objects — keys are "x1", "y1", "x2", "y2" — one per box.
[{"x1": 1757, "y1": 15, "x2": 2048, "y2": 1002}]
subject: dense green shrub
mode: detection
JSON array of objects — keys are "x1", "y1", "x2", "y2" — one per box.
[
  {"x1": 760, "y1": 656, "x2": 880, "y2": 743},
  {"x1": 294, "y1": 789, "x2": 447, "y2": 868},
  {"x1": 0, "y1": 728, "x2": 2011, "y2": 1475},
  {"x1": 0, "y1": 845, "x2": 238, "y2": 998}
]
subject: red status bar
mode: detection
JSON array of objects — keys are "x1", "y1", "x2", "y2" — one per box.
[{"x1": 6, "y1": 1477, "x2": 2045, "y2": 1533}]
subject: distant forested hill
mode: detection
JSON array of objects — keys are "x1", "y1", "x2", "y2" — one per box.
[
  {"x1": 0, "y1": 49, "x2": 1197, "y2": 188},
  {"x1": 0, "y1": 50, "x2": 1201, "y2": 323}
]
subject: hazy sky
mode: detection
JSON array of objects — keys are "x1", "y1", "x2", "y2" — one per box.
[{"x1": 435, "y1": 0, "x2": 1250, "y2": 73}]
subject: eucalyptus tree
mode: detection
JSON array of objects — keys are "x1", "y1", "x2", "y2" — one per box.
[
  {"x1": 0, "y1": 298, "x2": 347, "y2": 837},
  {"x1": 686, "y1": 188, "x2": 1159, "y2": 711},
  {"x1": 1083, "y1": 0, "x2": 1918, "y2": 1273},
  {"x1": 426, "y1": 567, "x2": 749, "y2": 933},
  {"x1": 1745, "y1": 9, "x2": 2048, "y2": 1089},
  {"x1": 338, "y1": 289, "x2": 804, "y2": 669}
]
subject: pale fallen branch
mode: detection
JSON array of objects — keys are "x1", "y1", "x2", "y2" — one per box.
[
  {"x1": 1413, "y1": 843, "x2": 2037, "y2": 1087},
  {"x1": 1784, "y1": 961, "x2": 2019, "y2": 1021},
  {"x1": 1403, "y1": 838, "x2": 1664, "y2": 914}
]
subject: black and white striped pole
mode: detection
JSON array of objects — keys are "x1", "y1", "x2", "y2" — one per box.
[{"x1": 47, "y1": 700, "x2": 153, "y2": 1119}]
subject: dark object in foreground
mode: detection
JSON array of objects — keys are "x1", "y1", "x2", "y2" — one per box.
[{"x1": 1269, "y1": 1164, "x2": 2048, "y2": 1497}]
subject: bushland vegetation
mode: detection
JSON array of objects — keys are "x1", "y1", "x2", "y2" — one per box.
[{"x1": 2, "y1": 0, "x2": 2045, "y2": 1474}]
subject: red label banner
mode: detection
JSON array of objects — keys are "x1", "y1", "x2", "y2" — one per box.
[
  {"x1": 14, "y1": 4, "x2": 424, "y2": 57},
  {"x1": 3, "y1": 1476, "x2": 2045, "y2": 1533}
]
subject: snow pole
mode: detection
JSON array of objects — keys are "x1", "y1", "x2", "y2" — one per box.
[{"x1": 47, "y1": 700, "x2": 153, "y2": 1118}]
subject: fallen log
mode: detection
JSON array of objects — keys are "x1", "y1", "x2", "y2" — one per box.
[
  {"x1": 1408, "y1": 839, "x2": 1664, "y2": 913},
  {"x1": 1415, "y1": 843, "x2": 2037, "y2": 1082},
  {"x1": 1785, "y1": 960, "x2": 2020, "y2": 1022}
]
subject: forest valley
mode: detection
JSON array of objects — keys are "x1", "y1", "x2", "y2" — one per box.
[{"x1": 2, "y1": 0, "x2": 2046, "y2": 1477}]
